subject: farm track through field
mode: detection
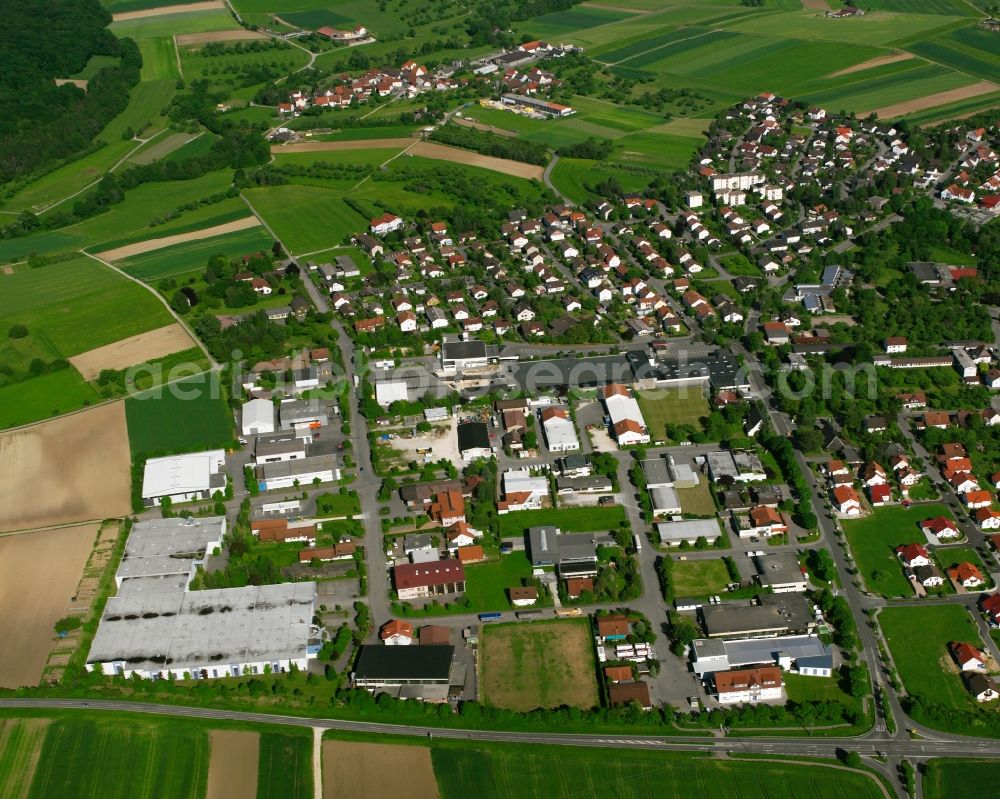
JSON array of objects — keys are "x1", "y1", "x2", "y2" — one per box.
[
  {"x1": 112, "y1": 0, "x2": 224, "y2": 21},
  {"x1": 829, "y1": 52, "x2": 914, "y2": 76},
  {"x1": 95, "y1": 216, "x2": 262, "y2": 260}
]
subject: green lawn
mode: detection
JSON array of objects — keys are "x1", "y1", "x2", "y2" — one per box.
[
  {"x1": 783, "y1": 672, "x2": 859, "y2": 706},
  {"x1": 125, "y1": 373, "x2": 235, "y2": 457},
  {"x1": 498, "y1": 506, "x2": 627, "y2": 536},
  {"x1": 670, "y1": 558, "x2": 731, "y2": 596},
  {"x1": 549, "y1": 157, "x2": 654, "y2": 205},
  {"x1": 462, "y1": 552, "x2": 537, "y2": 612},
  {"x1": 26, "y1": 718, "x2": 208, "y2": 799},
  {"x1": 676, "y1": 481, "x2": 718, "y2": 517},
  {"x1": 842, "y1": 503, "x2": 953, "y2": 597},
  {"x1": 117, "y1": 226, "x2": 277, "y2": 282},
  {"x1": 924, "y1": 759, "x2": 1000, "y2": 799},
  {"x1": 431, "y1": 741, "x2": 887, "y2": 798},
  {"x1": 935, "y1": 546, "x2": 991, "y2": 586},
  {"x1": 636, "y1": 387, "x2": 710, "y2": 431},
  {"x1": 315, "y1": 490, "x2": 362, "y2": 517},
  {"x1": 257, "y1": 731, "x2": 313, "y2": 799},
  {"x1": 880, "y1": 605, "x2": 985, "y2": 710},
  {"x1": 0, "y1": 368, "x2": 101, "y2": 430}
]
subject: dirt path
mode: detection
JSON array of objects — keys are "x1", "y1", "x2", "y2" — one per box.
[
  {"x1": 112, "y1": 0, "x2": 224, "y2": 21},
  {"x1": 829, "y1": 52, "x2": 913, "y2": 77},
  {"x1": 273, "y1": 139, "x2": 416, "y2": 154},
  {"x1": 408, "y1": 141, "x2": 546, "y2": 180},
  {"x1": 176, "y1": 29, "x2": 268, "y2": 45},
  {"x1": 0, "y1": 524, "x2": 98, "y2": 688},
  {"x1": 206, "y1": 730, "x2": 260, "y2": 799},
  {"x1": 95, "y1": 216, "x2": 261, "y2": 261},
  {"x1": 69, "y1": 323, "x2": 196, "y2": 381},
  {"x1": 862, "y1": 80, "x2": 1000, "y2": 118}
]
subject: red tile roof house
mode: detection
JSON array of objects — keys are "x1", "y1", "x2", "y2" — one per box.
[
  {"x1": 920, "y1": 516, "x2": 960, "y2": 540},
  {"x1": 832, "y1": 485, "x2": 861, "y2": 516},
  {"x1": 566, "y1": 577, "x2": 594, "y2": 599},
  {"x1": 393, "y1": 560, "x2": 466, "y2": 601},
  {"x1": 949, "y1": 641, "x2": 987, "y2": 671},
  {"x1": 980, "y1": 594, "x2": 1000, "y2": 625},
  {"x1": 896, "y1": 543, "x2": 931, "y2": 568},
  {"x1": 947, "y1": 562, "x2": 986, "y2": 589},
  {"x1": 868, "y1": 483, "x2": 891, "y2": 506},
  {"x1": 596, "y1": 614, "x2": 630, "y2": 642},
  {"x1": 380, "y1": 619, "x2": 414, "y2": 646}
]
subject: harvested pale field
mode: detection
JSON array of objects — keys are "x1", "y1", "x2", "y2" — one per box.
[
  {"x1": 322, "y1": 741, "x2": 439, "y2": 799},
  {"x1": 69, "y1": 323, "x2": 195, "y2": 381},
  {"x1": 273, "y1": 139, "x2": 416, "y2": 154},
  {"x1": 0, "y1": 402, "x2": 131, "y2": 532},
  {"x1": 176, "y1": 29, "x2": 268, "y2": 45},
  {"x1": 800, "y1": 0, "x2": 830, "y2": 10},
  {"x1": 863, "y1": 80, "x2": 1000, "y2": 118},
  {"x1": 0, "y1": 524, "x2": 98, "y2": 688},
  {"x1": 830, "y1": 52, "x2": 913, "y2": 77},
  {"x1": 112, "y1": 0, "x2": 223, "y2": 21},
  {"x1": 54, "y1": 78, "x2": 89, "y2": 89},
  {"x1": 95, "y1": 216, "x2": 261, "y2": 261},
  {"x1": 0, "y1": 718, "x2": 50, "y2": 799},
  {"x1": 206, "y1": 731, "x2": 259, "y2": 799},
  {"x1": 408, "y1": 141, "x2": 546, "y2": 180},
  {"x1": 2, "y1": 266, "x2": 13, "y2": 275}
]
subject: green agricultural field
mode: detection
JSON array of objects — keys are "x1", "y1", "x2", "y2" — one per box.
[
  {"x1": 801, "y1": 63, "x2": 976, "y2": 114},
  {"x1": 431, "y1": 741, "x2": 887, "y2": 798},
  {"x1": 880, "y1": 605, "x2": 985, "y2": 709},
  {"x1": 117, "y1": 226, "x2": 276, "y2": 282},
  {"x1": 860, "y1": 0, "x2": 977, "y2": 14},
  {"x1": 0, "y1": 369, "x2": 101, "y2": 430},
  {"x1": 26, "y1": 717, "x2": 208, "y2": 799},
  {"x1": 178, "y1": 42, "x2": 311, "y2": 88},
  {"x1": 670, "y1": 558, "x2": 731, "y2": 596},
  {"x1": 0, "y1": 170, "x2": 238, "y2": 261},
  {"x1": 257, "y1": 731, "x2": 313, "y2": 799},
  {"x1": 636, "y1": 386, "x2": 710, "y2": 430},
  {"x1": 138, "y1": 37, "x2": 179, "y2": 81},
  {"x1": 0, "y1": 256, "x2": 173, "y2": 356},
  {"x1": 129, "y1": 132, "x2": 203, "y2": 166},
  {"x1": 842, "y1": 503, "x2": 953, "y2": 597},
  {"x1": 101, "y1": 0, "x2": 196, "y2": 10},
  {"x1": 907, "y1": 28, "x2": 1000, "y2": 84},
  {"x1": 110, "y1": 10, "x2": 241, "y2": 40},
  {"x1": 517, "y1": 5, "x2": 634, "y2": 38},
  {"x1": 463, "y1": 552, "x2": 536, "y2": 613},
  {"x1": 497, "y1": 505, "x2": 627, "y2": 536},
  {"x1": 125, "y1": 372, "x2": 234, "y2": 457},
  {"x1": 243, "y1": 185, "x2": 368, "y2": 255},
  {"x1": 902, "y1": 91, "x2": 1000, "y2": 125},
  {"x1": 717, "y1": 9, "x2": 968, "y2": 47},
  {"x1": 612, "y1": 131, "x2": 703, "y2": 171},
  {"x1": 0, "y1": 719, "x2": 49, "y2": 799},
  {"x1": 924, "y1": 759, "x2": 1000, "y2": 799}
]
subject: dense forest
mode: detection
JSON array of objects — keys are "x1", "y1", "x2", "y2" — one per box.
[{"x1": 0, "y1": 0, "x2": 141, "y2": 183}]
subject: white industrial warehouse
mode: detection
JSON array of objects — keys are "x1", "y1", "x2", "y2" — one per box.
[
  {"x1": 86, "y1": 517, "x2": 320, "y2": 680},
  {"x1": 141, "y1": 450, "x2": 227, "y2": 507}
]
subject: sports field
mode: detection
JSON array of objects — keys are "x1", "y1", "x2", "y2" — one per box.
[
  {"x1": 636, "y1": 387, "x2": 710, "y2": 430},
  {"x1": 880, "y1": 604, "x2": 985, "y2": 709},
  {"x1": 480, "y1": 620, "x2": 599, "y2": 711},
  {"x1": 25, "y1": 718, "x2": 209, "y2": 798},
  {"x1": 842, "y1": 503, "x2": 953, "y2": 597},
  {"x1": 125, "y1": 372, "x2": 234, "y2": 457},
  {"x1": 431, "y1": 742, "x2": 887, "y2": 798}
]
